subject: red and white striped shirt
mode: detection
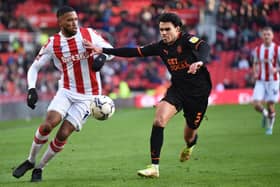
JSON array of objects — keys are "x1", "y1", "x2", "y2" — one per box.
[
  {"x1": 253, "y1": 42, "x2": 280, "y2": 81},
  {"x1": 27, "y1": 27, "x2": 113, "y2": 95}
]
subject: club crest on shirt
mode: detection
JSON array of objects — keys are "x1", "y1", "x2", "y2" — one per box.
[
  {"x1": 163, "y1": 49, "x2": 168, "y2": 55},
  {"x1": 177, "y1": 45, "x2": 182, "y2": 54},
  {"x1": 189, "y1": 36, "x2": 199, "y2": 43}
]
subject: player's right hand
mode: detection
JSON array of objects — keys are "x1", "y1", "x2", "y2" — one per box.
[
  {"x1": 27, "y1": 88, "x2": 38, "y2": 109},
  {"x1": 92, "y1": 54, "x2": 106, "y2": 71}
]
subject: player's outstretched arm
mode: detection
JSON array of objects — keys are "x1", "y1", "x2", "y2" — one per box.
[
  {"x1": 83, "y1": 39, "x2": 148, "y2": 57},
  {"x1": 83, "y1": 39, "x2": 103, "y2": 54}
]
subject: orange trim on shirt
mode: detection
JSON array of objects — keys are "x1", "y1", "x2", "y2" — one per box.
[
  {"x1": 137, "y1": 47, "x2": 144, "y2": 57},
  {"x1": 152, "y1": 157, "x2": 160, "y2": 160},
  {"x1": 195, "y1": 40, "x2": 203, "y2": 50}
]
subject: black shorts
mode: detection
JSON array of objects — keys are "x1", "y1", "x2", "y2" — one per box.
[{"x1": 162, "y1": 86, "x2": 209, "y2": 129}]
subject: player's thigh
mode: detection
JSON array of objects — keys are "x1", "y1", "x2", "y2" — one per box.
[
  {"x1": 65, "y1": 99, "x2": 91, "y2": 131},
  {"x1": 48, "y1": 89, "x2": 72, "y2": 119},
  {"x1": 252, "y1": 81, "x2": 265, "y2": 101},
  {"x1": 154, "y1": 101, "x2": 177, "y2": 127},
  {"x1": 161, "y1": 85, "x2": 183, "y2": 112},
  {"x1": 183, "y1": 95, "x2": 208, "y2": 129},
  {"x1": 264, "y1": 81, "x2": 279, "y2": 102}
]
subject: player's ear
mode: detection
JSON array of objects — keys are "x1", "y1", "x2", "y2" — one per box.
[
  {"x1": 57, "y1": 17, "x2": 63, "y2": 27},
  {"x1": 175, "y1": 26, "x2": 181, "y2": 32}
]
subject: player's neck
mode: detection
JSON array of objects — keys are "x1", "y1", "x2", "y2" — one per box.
[
  {"x1": 264, "y1": 42, "x2": 273, "y2": 47},
  {"x1": 61, "y1": 30, "x2": 77, "y2": 38}
]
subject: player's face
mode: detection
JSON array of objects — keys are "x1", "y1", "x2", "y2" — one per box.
[
  {"x1": 261, "y1": 29, "x2": 273, "y2": 46},
  {"x1": 58, "y1": 11, "x2": 78, "y2": 37},
  {"x1": 159, "y1": 22, "x2": 180, "y2": 45}
]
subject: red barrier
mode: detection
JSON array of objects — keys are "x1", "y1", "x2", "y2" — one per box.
[
  {"x1": 0, "y1": 93, "x2": 54, "y2": 104},
  {"x1": 135, "y1": 89, "x2": 257, "y2": 108},
  {"x1": 27, "y1": 13, "x2": 57, "y2": 28},
  {"x1": 170, "y1": 9, "x2": 200, "y2": 25}
]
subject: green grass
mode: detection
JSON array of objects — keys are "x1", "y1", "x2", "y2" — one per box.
[{"x1": 0, "y1": 104, "x2": 280, "y2": 187}]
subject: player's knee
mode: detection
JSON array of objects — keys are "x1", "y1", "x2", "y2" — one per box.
[
  {"x1": 40, "y1": 122, "x2": 53, "y2": 134},
  {"x1": 153, "y1": 116, "x2": 167, "y2": 127},
  {"x1": 252, "y1": 102, "x2": 261, "y2": 111}
]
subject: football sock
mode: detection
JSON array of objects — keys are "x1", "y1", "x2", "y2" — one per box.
[
  {"x1": 36, "y1": 138, "x2": 66, "y2": 169},
  {"x1": 152, "y1": 164, "x2": 159, "y2": 170},
  {"x1": 150, "y1": 126, "x2": 164, "y2": 165},
  {"x1": 268, "y1": 112, "x2": 276, "y2": 129},
  {"x1": 262, "y1": 108, "x2": 268, "y2": 117},
  {"x1": 187, "y1": 134, "x2": 198, "y2": 148},
  {"x1": 28, "y1": 125, "x2": 50, "y2": 163}
]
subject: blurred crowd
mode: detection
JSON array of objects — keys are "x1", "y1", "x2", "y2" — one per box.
[{"x1": 0, "y1": 0, "x2": 279, "y2": 97}]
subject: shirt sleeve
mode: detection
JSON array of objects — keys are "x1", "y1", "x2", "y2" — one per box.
[
  {"x1": 277, "y1": 46, "x2": 280, "y2": 64},
  {"x1": 89, "y1": 29, "x2": 114, "y2": 61},
  {"x1": 103, "y1": 42, "x2": 160, "y2": 57},
  {"x1": 185, "y1": 35, "x2": 210, "y2": 63},
  {"x1": 252, "y1": 47, "x2": 258, "y2": 64},
  {"x1": 27, "y1": 39, "x2": 52, "y2": 89}
]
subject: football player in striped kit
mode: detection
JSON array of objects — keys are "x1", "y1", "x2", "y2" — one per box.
[
  {"x1": 12, "y1": 6, "x2": 113, "y2": 182},
  {"x1": 252, "y1": 26, "x2": 280, "y2": 135}
]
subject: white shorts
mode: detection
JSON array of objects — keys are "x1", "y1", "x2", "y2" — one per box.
[
  {"x1": 48, "y1": 88, "x2": 94, "y2": 131},
  {"x1": 252, "y1": 80, "x2": 280, "y2": 102}
]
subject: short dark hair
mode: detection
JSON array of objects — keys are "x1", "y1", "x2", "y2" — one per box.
[
  {"x1": 56, "y1": 6, "x2": 75, "y2": 18},
  {"x1": 262, "y1": 26, "x2": 273, "y2": 32},
  {"x1": 158, "y1": 12, "x2": 183, "y2": 28}
]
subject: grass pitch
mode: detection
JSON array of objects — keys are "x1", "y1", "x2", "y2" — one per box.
[{"x1": 0, "y1": 104, "x2": 280, "y2": 187}]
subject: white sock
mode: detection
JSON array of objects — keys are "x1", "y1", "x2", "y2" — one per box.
[
  {"x1": 268, "y1": 113, "x2": 276, "y2": 129},
  {"x1": 262, "y1": 108, "x2": 268, "y2": 117},
  {"x1": 36, "y1": 138, "x2": 66, "y2": 169},
  {"x1": 28, "y1": 142, "x2": 44, "y2": 163},
  {"x1": 28, "y1": 127, "x2": 49, "y2": 163},
  {"x1": 36, "y1": 145, "x2": 56, "y2": 169},
  {"x1": 152, "y1": 164, "x2": 159, "y2": 170}
]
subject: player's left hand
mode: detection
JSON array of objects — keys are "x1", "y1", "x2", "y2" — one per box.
[
  {"x1": 188, "y1": 61, "x2": 203, "y2": 74},
  {"x1": 83, "y1": 39, "x2": 103, "y2": 54}
]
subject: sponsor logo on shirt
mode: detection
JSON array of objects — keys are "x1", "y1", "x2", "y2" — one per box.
[
  {"x1": 61, "y1": 51, "x2": 94, "y2": 63},
  {"x1": 189, "y1": 36, "x2": 199, "y2": 43},
  {"x1": 167, "y1": 58, "x2": 190, "y2": 71}
]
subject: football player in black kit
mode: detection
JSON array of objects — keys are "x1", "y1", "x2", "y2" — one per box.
[{"x1": 83, "y1": 12, "x2": 212, "y2": 178}]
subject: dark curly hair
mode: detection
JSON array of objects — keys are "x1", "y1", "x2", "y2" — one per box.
[
  {"x1": 158, "y1": 12, "x2": 183, "y2": 28},
  {"x1": 56, "y1": 6, "x2": 75, "y2": 18}
]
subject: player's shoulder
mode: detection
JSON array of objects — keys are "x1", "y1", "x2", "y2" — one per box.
[
  {"x1": 183, "y1": 33, "x2": 198, "y2": 40},
  {"x1": 273, "y1": 42, "x2": 280, "y2": 48},
  {"x1": 82, "y1": 27, "x2": 102, "y2": 36},
  {"x1": 47, "y1": 33, "x2": 62, "y2": 43},
  {"x1": 153, "y1": 40, "x2": 163, "y2": 47},
  {"x1": 39, "y1": 35, "x2": 56, "y2": 50},
  {"x1": 181, "y1": 33, "x2": 202, "y2": 46}
]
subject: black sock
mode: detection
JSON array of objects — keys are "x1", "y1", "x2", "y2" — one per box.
[
  {"x1": 150, "y1": 126, "x2": 164, "y2": 165},
  {"x1": 187, "y1": 134, "x2": 198, "y2": 148}
]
